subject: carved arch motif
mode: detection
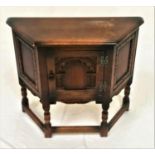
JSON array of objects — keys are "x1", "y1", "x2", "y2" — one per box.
[{"x1": 55, "y1": 57, "x2": 97, "y2": 89}]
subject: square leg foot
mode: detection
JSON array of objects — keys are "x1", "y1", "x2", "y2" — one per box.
[
  {"x1": 22, "y1": 105, "x2": 28, "y2": 113},
  {"x1": 126, "y1": 105, "x2": 130, "y2": 111},
  {"x1": 44, "y1": 132, "x2": 52, "y2": 138},
  {"x1": 100, "y1": 131, "x2": 108, "y2": 137},
  {"x1": 100, "y1": 125, "x2": 109, "y2": 137},
  {"x1": 123, "y1": 103, "x2": 129, "y2": 111},
  {"x1": 44, "y1": 124, "x2": 52, "y2": 138}
]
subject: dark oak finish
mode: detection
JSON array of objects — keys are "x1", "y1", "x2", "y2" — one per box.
[{"x1": 7, "y1": 17, "x2": 143, "y2": 137}]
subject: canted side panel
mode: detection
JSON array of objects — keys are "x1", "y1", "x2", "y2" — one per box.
[
  {"x1": 12, "y1": 33, "x2": 39, "y2": 94},
  {"x1": 114, "y1": 39, "x2": 133, "y2": 90},
  {"x1": 113, "y1": 31, "x2": 138, "y2": 94},
  {"x1": 20, "y1": 42, "x2": 35, "y2": 82},
  {"x1": 116, "y1": 41, "x2": 131, "y2": 83},
  {"x1": 18, "y1": 40, "x2": 37, "y2": 88}
]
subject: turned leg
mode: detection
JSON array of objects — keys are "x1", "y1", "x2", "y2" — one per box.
[
  {"x1": 21, "y1": 85, "x2": 29, "y2": 112},
  {"x1": 42, "y1": 103, "x2": 52, "y2": 138},
  {"x1": 123, "y1": 78, "x2": 132, "y2": 111},
  {"x1": 100, "y1": 102, "x2": 110, "y2": 137}
]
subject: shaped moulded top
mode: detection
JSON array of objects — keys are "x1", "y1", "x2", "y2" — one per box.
[{"x1": 7, "y1": 17, "x2": 144, "y2": 46}]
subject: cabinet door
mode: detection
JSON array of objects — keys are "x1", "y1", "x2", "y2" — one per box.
[{"x1": 46, "y1": 47, "x2": 98, "y2": 103}]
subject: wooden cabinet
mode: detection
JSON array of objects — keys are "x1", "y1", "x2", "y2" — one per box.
[{"x1": 7, "y1": 17, "x2": 143, "y2": 137}]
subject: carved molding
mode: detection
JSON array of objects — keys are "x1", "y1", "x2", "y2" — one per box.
[{"x1": 55, "y1": 57, "x2": 97, "y2": 73}]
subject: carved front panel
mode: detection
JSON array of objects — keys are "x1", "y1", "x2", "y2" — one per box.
[{"x1": 55, "y1": 57, "x2": 97, "y2": 90}]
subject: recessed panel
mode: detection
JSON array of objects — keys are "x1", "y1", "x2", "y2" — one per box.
[
  {"x1": 116, "y1": 41, "x2": 131, "y2": 82},
  {"x1": 21, "y1": 42, "x2": 35, "y2": 82},
  {"x1": 63, "y1": 63, "x2": 87, "y2": 90},
  {"x1": 55, "y1": 56, "x2": 97, "y2": 90}
]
